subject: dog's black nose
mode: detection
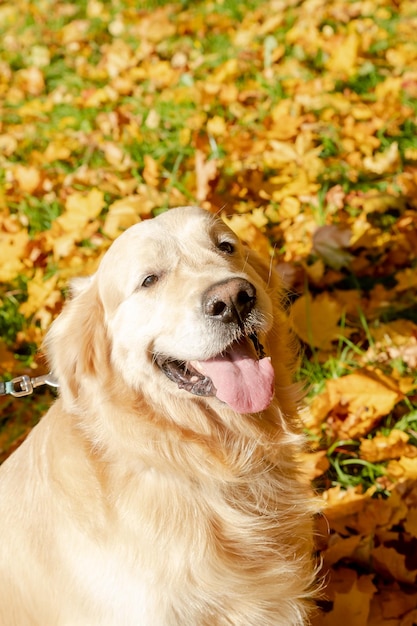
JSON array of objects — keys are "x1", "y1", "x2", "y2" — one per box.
[{"x1": 202, "y1": 278, "x2": 256, "y2": 324}]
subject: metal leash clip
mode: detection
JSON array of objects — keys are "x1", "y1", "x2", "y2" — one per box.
[{"x1": 0, "y1": 373, "x2": 59, "y2": 398}]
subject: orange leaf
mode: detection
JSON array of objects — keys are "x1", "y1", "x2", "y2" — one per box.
[
  {"x1": 360, "y1": 430, "x2": 417, "y2": 463},
  {"x1": 310, "y1": 368, "x2": 403, "y2": 438},
  {"x1": 315, "y1": 569, "x2": 376, "y2": 626},
  {"x1": 388, "y1": 457, "x2": 417, "y2": 482},
  {"x1": 372, "y1": 544, "x2": 417, "y2": 585}
]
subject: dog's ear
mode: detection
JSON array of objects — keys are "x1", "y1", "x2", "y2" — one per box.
[{"x1": 44, "y1": 275, "x2": 110, "y2": 409}]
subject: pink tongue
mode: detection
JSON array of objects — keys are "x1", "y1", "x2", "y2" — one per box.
[{"x1": 195, "y1": 343, "x2": 275, "y2": 414}]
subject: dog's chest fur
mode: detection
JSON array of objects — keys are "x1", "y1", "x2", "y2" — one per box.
[{"x1": 0, "y1": 398, "x2": 314, "y2": 626}]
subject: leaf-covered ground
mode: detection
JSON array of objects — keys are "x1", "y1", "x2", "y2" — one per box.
[{"x1": 1, "y1": 0, "x2": 417, "y2": 623}]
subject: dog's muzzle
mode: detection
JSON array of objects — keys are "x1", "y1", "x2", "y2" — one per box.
[{"x1": 154, "y1": 278, "x2": 275, "y2": 414}]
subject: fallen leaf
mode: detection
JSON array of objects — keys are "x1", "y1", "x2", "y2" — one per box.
[
  {"x1": 195, "y1": 150, "x2": 218, "y2": 202},
  {"x1": 388, "y1": 457, "x2": 417, "y2": 482},
  {"x1": 368, "y1": 583, "x2": 417, "y2": 625},
  {"x1": 363, "y1": 142, "x2": 400, "y2": 175},
  {"x1": 103, "y1": 196, "x2": 150, "y2": 238},
  {"x1": 317, "y1": 570, "x2": 376, "y2": 626},
  {"x1": 290, "y1": 292, "x2": 346, "y2": 350},
  {"x1": 0, "y1": 230, "x2": 29, "y2": 282},
  {"x1": 404, "y1": 508, "x2": 417, "y2": 538},
  {"x1": 57, "y1": 188, "x2": 105, "y2": 234},
  {"x1": 12, "y1": 165, "x2": 41, "y2": 194},
  {"x1": 326, "y1": 33, "x2": 359, "y2": 75},
  {"x1": 372, "y1": 544, "x2": 417, "y2": 585},
  {"x1": 142, "y1": 154, "x2": 160, "y2": 187},
  {"x1": 313, "y1": 224, "x2": 353, "y2": 270},
  {"x1": 16, "y1": 66, "x2": 45, "y2": 96},
  {"x1": 395, "y1": 268, "x2": 417, "y2": 292},
  {"x1": 310, "y1": 369, "x2": 403, "y2": 439},
  {"x1": 44, "y1": 141, "x2": 72, "y2": 163},
  {"x1": 206, "y1": 115, "x2": 227, "y2": 137},
  {"x1": 360, "y1": 430, "x2": 417, "y2": 463},
  {"x1": 322, "y1": 534, "x2": 363, "y2": 569},
  {"x1": 298, "y1": 449, "x2": 329, "y2": 481},
  {"x1": 19, "y1": 270, "x2": 59, "y2": 323}
]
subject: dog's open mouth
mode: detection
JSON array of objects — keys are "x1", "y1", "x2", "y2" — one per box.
[{"x1": 155, "y1": 334, "x2": 275, "y2": 414}]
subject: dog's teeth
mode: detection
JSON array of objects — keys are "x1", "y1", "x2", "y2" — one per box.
[{"x1": 189, "y1": 360, "x2": 204, "y2": 374}]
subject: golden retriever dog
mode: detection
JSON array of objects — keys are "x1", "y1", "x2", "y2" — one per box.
[{"x1": 0, "y1": 206, "x2": 316, "y2": 625}]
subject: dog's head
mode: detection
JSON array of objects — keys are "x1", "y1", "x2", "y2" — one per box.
[{"x1": 46, "y1": 207, "x2": 292, "y2": 416}]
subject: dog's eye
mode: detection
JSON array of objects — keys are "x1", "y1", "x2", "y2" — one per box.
[
  {"x1": 217, "y1": 240, "x2": 235, "y2": 255},
  {"x1": 141, "y1": 275, "x2": 159, "y2": 288}
]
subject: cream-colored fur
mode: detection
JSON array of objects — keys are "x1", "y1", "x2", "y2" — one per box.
[{"x1": 0, "y1": 207, "x2": 317, "y2": 625}]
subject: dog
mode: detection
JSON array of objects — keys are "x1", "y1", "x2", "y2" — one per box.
[{"x1": 0, "y1": 206, "x2": 317, "y2": 625}]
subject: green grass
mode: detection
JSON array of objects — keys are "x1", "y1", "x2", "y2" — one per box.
[
  {"x1": 12, "y1": 197, "x2": 62, "y2": 237},
  {"x1": 0, "y1": 281, "x2": 28, "y2": 347}
]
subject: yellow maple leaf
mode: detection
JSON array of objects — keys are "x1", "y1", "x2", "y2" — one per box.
[
  {"x1": 19, "y1": 270, "x2": 59, "y2": 322},
  {"x1": 142, "y1": 154, "x2": 160, "y2": 187},
  {"x1": 211, "y1": 58, "x2": 239, "y2": 83},
  {"x1": 12, "y1": 164, "x2": 41, "y2": 193},
  {"x1": 321, "y1": 485, "x2": 367, "y2": 520},
  {"x1": 44, "y1": 141, "x2": 72, "y2": 163},
  {"x1": 57, "y1": 188, "x2": 105, "y2": 234},
  {"x1": 363, "y1": 142, "x2": 400, "y2": 175},
  {"x1": 101, "y1": 142, "x2": 131, "y2": 169},
  {"x1": 322, "y1": 534, "x2": 363, "y2": 569},
  {"x1": 222, "y1": 214, "x2": 271, "y2": 257},
  {"x1": 0, "y1": 133, "x2": 17, "y2": 156},
  {"x1": 271, "y1": 168, "x2": 320, "y2": 201},
  {"x1": 135, "y1": 9, "x2": 175, "y2": 43},
  {"x1": 103, "y1": 196, "x2": 149, "y2": 239},
  {"x1": 372, "y1": 544, "x2": 417, "y2": 585},
  {"x1": 322, "y1": 483, "x2": 408, "y2": 538},
  {"x1": 315, "y1": 570, "x2": 376, "y2": 626},
  {"x1": 395, "y1": 267, "x2": 417, "y2": 292},
  {"x1": 0, "y1": 230, "x2": 29, "y2": 282},
  {"x1": 298, "y1": 450, "x2": 329, "y2": 481},
  {"x1": 388, "y1": 457, "x2": 417, "y2": 482},
  {"x1": 15, "y1": 66, "x2": 45, "y2": 96},
  {"x1": 206, "y1": 116, "x2": 227, "y2": 137},
  {"x1": 360, "y1": 430, "x2": 417, "y2": 463},
  {"x1": 326, "y1": 32, "x2": 359, "y2": 76},
  {"x1": 290, "y1": 292, "x2": 345, "y2": 350}
]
